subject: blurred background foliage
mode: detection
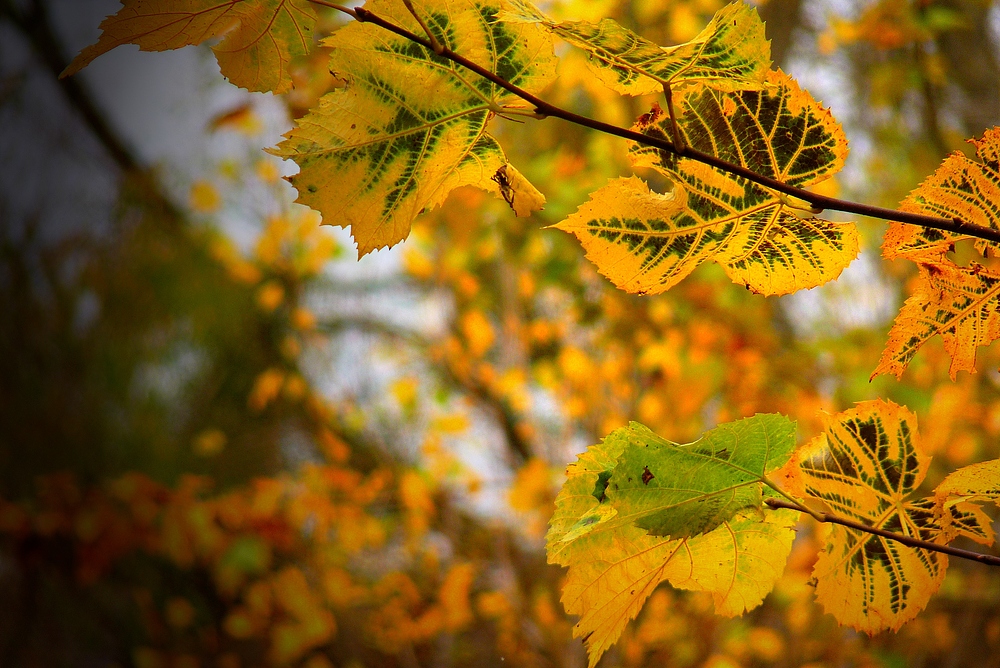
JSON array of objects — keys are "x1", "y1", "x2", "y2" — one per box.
[{"x1": 1, "y1": 0, "x2": 999, "y2": 666}]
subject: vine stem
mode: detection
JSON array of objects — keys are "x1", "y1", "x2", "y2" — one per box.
[
  {"x1": 763, "y1": 497, "x2": 1000, "y2": 567},
  {"x1": 306, "y1": 0, "x2": 1000, "y2": 244}
]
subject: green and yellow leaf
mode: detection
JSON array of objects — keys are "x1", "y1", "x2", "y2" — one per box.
[
  {"x1": 786, "y1": 400, "x2": 947, "y2": 633},
  {"x1": 546, "y1": 424, "x2": 645, "y2": 566},
  {"x1": 552, "y1": 176, "x2": 698, "y2": 294},
  {"x1": 608, "y1": 414, "x2": 796, "y2": 538},
  {"x1": 61, "y1": 0, "x2": 317, "y2": 93},
  {"x1": 882, "y1": 127, "x2": 1000, "y2": 262},
  {"x1": 873, "y1": 262, "x2": 1000, "y2": 380},
  {"x1": 500, "y1": 0, "x2": 770, "y2": 95},
  {"x1": 558, "y1": 70, "x2": 857, "y2": 295},
  {"x1": 549, "y1": 420, "x2": 797, "y2": 667},
  {"x1": 271, "y1": 0, "x2": 556, "y2": 255}
]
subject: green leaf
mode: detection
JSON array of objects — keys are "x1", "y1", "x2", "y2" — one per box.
[
  {"x1": 546, "y1": 423, "x2": 673, "y2": 565},
  {"x1": 548, "y1": 419, "x2": 798, "y2": 667},
  {"x1": 271, "y1": 0, "x2": 556, "y2": 256},
  {"x1": 500, "y1": 0, "x2": 770, "y2": 95},
  {"x1": 608, "y1": 414, "x2": 796, "y2": 538},
  {"x1": 556, "y1": 70, "x2": 858, "y2": 296}
]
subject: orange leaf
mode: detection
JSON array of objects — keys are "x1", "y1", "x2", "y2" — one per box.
[{"x1": 62, "y1": 0, "x2": 317, "y2": 94}]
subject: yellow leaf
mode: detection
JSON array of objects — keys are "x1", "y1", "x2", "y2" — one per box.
[
  {"x1": 787, "y1": 400, "x2": 947, "y2": 634},
  {"x1": 882, "y1": 127, "x2": 1000, "y2": 262},
  {"x1": 208, "y1": 103, "x2": 261, "y2": 134},
  {"x1": 494, "y1": 163, "x2": 546, "y2": 216},
  {"x1": 271, "y1": 0, "x2": 556, "y2": 255},
  {"x1": 255, "y1": 158, "x2": 281, "y2": 183},
  {"x1": 508, "y1": 458, "x2": 553, "y2": 513},
  {"x1": 61, "y1": 0, "x2": 316, "y2": 93},
  {"x1": 249, "y1": 368, "x2": 285, "y2": 411},
  {"x1": 460, "y1": 309, "x2": 495, "y2": 357},
  {"x1": 559, "y1": 510, "x2": 796, "y2": 668},
  {"x1": 189, "y1": 180, "x2": 221, "y2": 213},
  {"x1": 192, "y1": 428, "x2": 227, "y2": 457},
  {"x1": 933, "y1": 459, "x2": 999, "y2": 545},
  {"x1": 552, "y1": 176, "x2": 692, "y2": 294},
  {"x1": 439, "y1": 563, "x2": 476, "y2": 631},
  {"x1": 291, "y1": 307, "x2": 316, "y2": 331},
  {"x1": 501, "y1": 0, "x2": 770, "y2": 96},
  {"x1": 431, "y1": 414, "x2": 471, "y2": 434},
  {"x1": 558, "y1": 70, "x2": 857, "y2": 296},
  {"x1": 256, "y1": 280, "x2": 285, "y2": 312},
  {"x1": 873, "y1": 262, "x2": 1000, "y2": 380},
  {"x1": 391, "y1": 377, "x2": 419, "y2": 411}
]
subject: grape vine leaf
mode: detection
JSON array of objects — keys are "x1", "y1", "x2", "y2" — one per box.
[
  {"x1": 61, "y1": 0, "x2": 317, "y2": 94},
  {"x1": 882, "y1": 126, "x2": 1000, "y2": 262},
  {"x1": 500, "y1": 0, "x2": 770, "y2": 95},
  {"x1": 785, "y1": 400, "x2": 948, "y2": 633},
  {"x1": 270, "y1": 0, "x2": 556, "y2": 256},
  {"x1": 608, "y1": 413, "x2": 796, "y2": 538},
  {"x1": 548, "y1": 420, "x2": 797, "y2": 668},
  {"x1": 933, "y1": 459, "x2": 1000, "y2": 545},
  {"x1": 873, "y1": 262, "x2": 1000, "y2": 380},
  {"x1": 555, "y1": 70, "x2": 858, "y2": 296}
]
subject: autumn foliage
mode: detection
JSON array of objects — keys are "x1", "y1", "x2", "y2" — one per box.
[{"x1": 3, "y1": 0, "x2": 1000, "y2": 666}]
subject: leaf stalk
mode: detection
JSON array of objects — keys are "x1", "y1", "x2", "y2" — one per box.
[{"x1": 662, "y1": 83, "x2": 685, "y2": 156}]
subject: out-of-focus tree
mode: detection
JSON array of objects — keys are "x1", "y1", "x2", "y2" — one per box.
[{"x1": 1, "y1": 0, "x2": 998, "y2": 667}]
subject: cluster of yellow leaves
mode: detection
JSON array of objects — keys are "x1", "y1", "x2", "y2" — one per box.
[
  {"x1": 0, "y1": 465, "x2": 387, "y2": 664},
  {"x1": 271, "y1": 0, "x2": 556, "y2": 255}
]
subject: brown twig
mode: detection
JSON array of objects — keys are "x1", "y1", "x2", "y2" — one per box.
[
  {"x1": 306, "y1": 0, "x2": 1000, "y2": 245},
  {"x1": 764, "y1": 497, "x2": 1000, "y2": 567},
  {"x1": 662, "y1": 83, "x2": 685, "y2": 156},
  {"x1": 401, "y1": 0, "x2": 444, "y2": 53}
]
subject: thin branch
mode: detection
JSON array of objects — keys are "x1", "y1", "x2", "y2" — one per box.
[
  {"x1": 662, "y1": 83, "x2": 685, "y2": 156},
  {"x1": 764, "y1": 497, "x2": 1000, "y2": 567},
  {"x1": 307, "y1": 0, "x2": 359, "y2": 19},
  {"x1": 306, "y1": 0, "x2": 1000, "y2": 246}
]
